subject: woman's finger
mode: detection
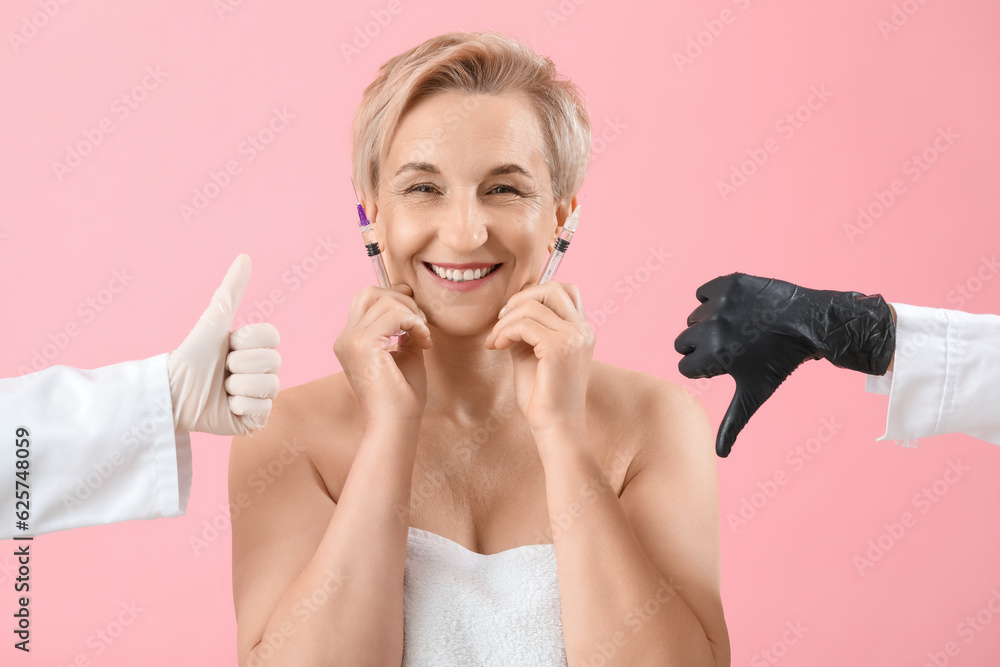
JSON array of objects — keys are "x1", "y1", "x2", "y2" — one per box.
[
  {"x1": 491, "y1": 317, "x2": 552, "y2": 351},
  {"x1": 500, "y1": 282, "x2": 582, "y2": 323},
  {"x1": 358, "y1": 295, "x2": 427, "y2": 331},
  {"x1": 348, "y1": 285, "x2": 426, "y2": 327},
  {"x1": 369, "y1": 309, "x2": 431, "y2": 348},
  {"x1": 488, "y1": 299, "x2": 564, "y2": 347}
]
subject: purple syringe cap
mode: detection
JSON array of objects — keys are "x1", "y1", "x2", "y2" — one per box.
[
  {"x1": 356, "y1": 202, "x2": 371, "y2": 227},
  {"x1": 351, "y1": 176, "x2": 371, "y2": 226}
]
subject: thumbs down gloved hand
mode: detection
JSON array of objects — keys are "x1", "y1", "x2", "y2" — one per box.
[
  {"x1": 673, "y1": 273, "x2": 895, "y2": 458},
  {"x1": 167, "y1": 254, "x2": 281, "y2": 435}
]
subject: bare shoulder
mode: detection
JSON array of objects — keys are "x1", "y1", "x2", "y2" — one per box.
[
  {"x1": 588, "y1": 360, "x2": 708, "y2": 429},
  {"x1": 229, "y1": 372, "x2": 362, "y2": 499},
  {"x1": 587, "y1": 361, "x2": 713, "y2": 484},
  {"x1": 269, "y1": 371, "x2": 360, "y2": 428}
]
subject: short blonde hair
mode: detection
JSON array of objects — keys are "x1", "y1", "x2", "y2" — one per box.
[{"x1": 351, "y1": 31, "x2": 591, "y2": 207}]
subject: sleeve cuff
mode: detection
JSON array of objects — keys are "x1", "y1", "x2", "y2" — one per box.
[
  {"x1": 146, "y1": 353, "x2": 192, "y2": 517},
  {"x1": 865, "y1": 371, "x2": 892, "y2": 396},
  {"x1": 873, "y1": 303, "x2": 951, "y2": 442}
]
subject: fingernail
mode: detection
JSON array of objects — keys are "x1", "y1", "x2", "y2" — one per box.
[{"x1": 498, "y1": 306, "x2": 507, "y2": 318}]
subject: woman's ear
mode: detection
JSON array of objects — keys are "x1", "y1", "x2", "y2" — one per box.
[
  {"x1": 362, "y1": 198, "x2": 384, "y2": 248},
  {"x1": 361, "y1": 198, "x2": 378, "y2": 224},
  {"x1": 549, "y1": 195, "x2": 580, "y2": 253},
  {"x1": 556, "y1": 195, "x2": 579, "y2": 227}
]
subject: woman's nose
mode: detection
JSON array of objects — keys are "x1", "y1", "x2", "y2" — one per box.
[{"x1": 437, "y1": 199, "x2": 487, "y2": 254}]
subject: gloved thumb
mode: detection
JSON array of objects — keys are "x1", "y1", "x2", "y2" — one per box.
[
  {"x1": 716, "y1": 380, "x2": 768, "y2": 458},
  {"x1": 197, "y1": 254, "x2": 251, "y2": 331}
]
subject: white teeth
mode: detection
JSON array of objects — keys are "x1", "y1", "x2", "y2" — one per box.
[{"x1": 429, "y1": 263, "x2": 497, "y2": 282}]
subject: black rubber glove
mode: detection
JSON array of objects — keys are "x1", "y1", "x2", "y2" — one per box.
[{"x1": 674, "y1": 273, "x2": 896, "y2": 458}]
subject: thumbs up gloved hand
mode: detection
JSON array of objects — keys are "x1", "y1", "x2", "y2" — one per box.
[
  {"x1": 673, "y1": 273, "x2": 895, "y2": 458},
  {"x1": 167, "y1": 254, "x2": 281, "y2": 436}
]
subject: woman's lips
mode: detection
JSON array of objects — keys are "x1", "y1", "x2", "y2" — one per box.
[{"x1": 423, "y1": 261, "x2": 503, "y2": 292}]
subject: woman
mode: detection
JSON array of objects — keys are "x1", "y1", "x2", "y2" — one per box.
[{"x1": 229, "y1": 31, "x2": 730, "y2": 667}]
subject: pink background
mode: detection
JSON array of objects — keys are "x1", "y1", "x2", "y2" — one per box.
[{"x1": 3, "y1": 0, "x2": 1000, "y2": 664}]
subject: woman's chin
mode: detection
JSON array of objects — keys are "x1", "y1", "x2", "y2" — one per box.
[{"x1": 420, "y1": 310, "x2": 501, "y2": 340}]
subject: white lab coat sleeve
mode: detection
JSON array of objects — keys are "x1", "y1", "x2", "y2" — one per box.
[
  {"x1": 0, "y1": 353, "x2": 192, "y2": 540},
  {"x1": 865, "y1": 302, "x2": 1000, "y2": 446}
]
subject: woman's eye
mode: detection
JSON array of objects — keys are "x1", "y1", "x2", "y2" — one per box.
[
  {"x1": 404, "y1": 184, "x2": 521, "y2": 195},
  {"x1": 488, "y1": 185, "x2": 520, "y2": 195}
]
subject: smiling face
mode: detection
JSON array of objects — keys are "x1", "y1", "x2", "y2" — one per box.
[{"x1": 368, "y1": 91, "x2": 573, "y2": 336}]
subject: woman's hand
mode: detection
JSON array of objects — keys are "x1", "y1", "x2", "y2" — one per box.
[
  {"x1": 333, "y1": 284, "x2": 433, "y2": 428},
  {"x1": 484, "y1": 281, "x2": 595, "y2": 440}
]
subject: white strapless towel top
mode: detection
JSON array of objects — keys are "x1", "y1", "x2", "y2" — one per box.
[{"x1": 401, "y1": 526, "x2": 568, "y2": 666}]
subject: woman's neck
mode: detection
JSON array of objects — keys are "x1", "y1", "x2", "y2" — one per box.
[{"x1": 421, "y1": 329, "x2": 518, "y2": 425}]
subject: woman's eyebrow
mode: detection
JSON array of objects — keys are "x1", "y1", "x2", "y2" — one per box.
[
  {"x1": 488, "y1": 163, "x2": 532, "y2": 177},
  {"x1": 395, "y1": 161, "x2": 439, "y2": 177},
  {"x1": 393, "y1": 161, "x2": 533, "y2": 178}
]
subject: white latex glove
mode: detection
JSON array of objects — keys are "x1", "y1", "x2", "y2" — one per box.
[{"x1": 167, "y1": 254, "x2": 281, "y2": 435}]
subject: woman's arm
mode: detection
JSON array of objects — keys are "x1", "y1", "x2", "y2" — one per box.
[
  {"x1": 229, "y1": 388, "x2": 419, "y2": 667},
  {"x1": 538, "y1": 378, "x2": 730, "y2": 667},
  {"x1": 618, "y1": 381, "x2": 730, "y2": 665}
]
